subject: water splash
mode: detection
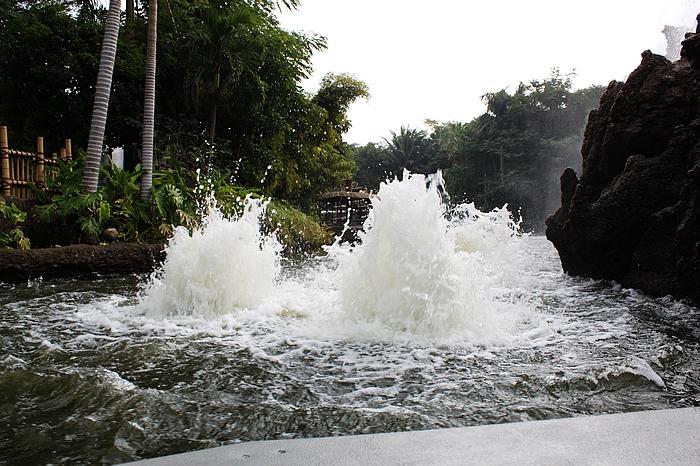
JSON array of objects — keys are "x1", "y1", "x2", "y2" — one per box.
[
  {"x1": 141, "y1": 171, "x2": 530, "y2": 341},
  {"x1": 329, "y1": 171, "x2": 525, "y2": 339},
  {"x1": 142, "y1": 197, "x2": 281, "y2": 318},
  {"x1": 6, "y1": 170, "x2": 700, "y2": 466}
]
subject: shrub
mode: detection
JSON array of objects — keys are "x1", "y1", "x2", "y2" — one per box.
[{"x1": 0, "y1": 200, "x2": 30, "y2": 249}]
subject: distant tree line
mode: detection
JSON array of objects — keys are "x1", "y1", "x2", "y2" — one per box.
[
  {"x1": 0, "y1": 0, "x2": 369, "y2": 206},
  {"x1": 351, "y1": 70, "x2": 604, "y2": 231}
]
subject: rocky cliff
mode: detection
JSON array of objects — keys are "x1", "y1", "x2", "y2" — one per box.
[{"x1": 546, "y1": 30, "x2": 700, "y2": 306}]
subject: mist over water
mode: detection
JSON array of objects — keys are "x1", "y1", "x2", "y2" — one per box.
[{"x1": 1, "y1": 172, "x2": 699, "y2": 464}]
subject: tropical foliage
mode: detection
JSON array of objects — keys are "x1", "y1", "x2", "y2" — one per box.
[
  {"x1": 0, "y1": 200, "x2": 30, "y2": 249},
  {"x1": 0, "y1": 0, "x2": 367, "y2": 204},
  {"x1": 353, "y1": 70, "x2": 604, "y2": 231},
  {"x1": 0, "y1": 0, "x2": 372, "y2": 250},
  {"x1": 26, "y1": 150, "x2": 328, "y2": 251},
  {"x1": 0, "y1": 0, "x2": 604, "y2": 242}
]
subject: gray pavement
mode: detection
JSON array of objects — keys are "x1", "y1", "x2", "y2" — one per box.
[{"x1": 130, "y1": 407, "x2": 700, "y2": 465}]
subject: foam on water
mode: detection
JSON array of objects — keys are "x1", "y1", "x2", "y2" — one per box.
[
  {"x1": 4, "y1": 172, "x2": 698, "y2": 464},
  {"x1": 328, "y1": 171, "x2": 526, "y2": 339},
  {"x1": 0, "y1": 213, "x2": 700, "y2": 464},
  {"x1": 139, "y1": 171, "x2": 533, "y2": 342},
  {"x1": 142, "y1": 197, "x2": 281, "y2": 318}
]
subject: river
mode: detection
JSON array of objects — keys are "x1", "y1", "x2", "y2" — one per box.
[{"x1": 1, "y1": 173, "x2": 698, "y2": 464}]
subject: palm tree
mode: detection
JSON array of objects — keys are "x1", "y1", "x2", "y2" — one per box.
[
  {"x1": 82, "y1": 0, "x2": 121, "y2": 193},
  {"x1": 140, "y1": 0, "x2": 157, "y2": 201},
  {"x1": 184, "y1": 4, "x2": 262, "y2": 142},
  {"x1": 382, "y1": 126, "x2": 431, "y2": 175}
]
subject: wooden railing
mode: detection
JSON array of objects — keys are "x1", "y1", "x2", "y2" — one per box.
[{"x1": 0, "y1": 126, "x2": 72, "y2": 198}]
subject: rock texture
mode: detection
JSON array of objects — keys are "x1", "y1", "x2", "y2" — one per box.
[
  {"x1": 546, "y1": 40, "x2": 700, "y2": 306},
  {"x1": 0, "y1": 243, "x2": 165, "y2": 283}
]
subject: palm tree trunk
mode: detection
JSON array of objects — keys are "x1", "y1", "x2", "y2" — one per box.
[
  {"x1": 126, "y1": 0, "x2": 134, "y2": 24},
  {"x1": 209, "y1": 71, "x2": 220, "y2": 142},
  {"x1": 141, "y1": 0, "x2": 157, "y2": 201},
  {"x1": 499, "y1": 154, "x2": 505, "y2": 185},
  {"x1": 209, "y1": 102, "x2": 217, "y2": 143},
  {"x1": 83, "y1": 0, "x2": 121, "y2": 193}
]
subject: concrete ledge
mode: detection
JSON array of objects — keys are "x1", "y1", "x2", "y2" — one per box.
[{"x1": 130, "y1": 407, "x2": 700, "y2": 465}]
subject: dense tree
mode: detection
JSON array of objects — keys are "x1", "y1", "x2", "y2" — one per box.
[
  {"x1": 382, "y1": 126, "x2": 434, "y2": 176},
  {"x1": 353, "y1": 70, "x2": 603, "y2": 231},
  {"x1": 140, "y1": 0, "x2": 369, "y2": 203},
  {"x1": 351, "y1": 125, "x2": 447, "y2": 191},
  {"x1": 443, "y1": 69, "x2": 603, "y2": 230},
  {"x1": 312, "y1": 72, "x2": 370, "y2": 141},
  {"x1": 0, "y1": 0, "x2": 103, "y2": 149},
  {"x1": 183, "y1": 1, "x2": 262, "y2": 142},
  {"x1": 1, "y1": 0, "x2": 369, "y2": 207},
  {"x1": 350, "y1": 142, "x2": 394, "y2": 191}
]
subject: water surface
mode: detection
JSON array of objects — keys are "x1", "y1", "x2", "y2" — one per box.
[{"x1": 1, "y1": 174, "x2": 698, "y2": 465}]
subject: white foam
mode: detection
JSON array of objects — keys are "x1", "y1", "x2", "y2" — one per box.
[
  {"x1": 131, "y1": 172, "x2": 546, "y2": 343},
  {"x1": 327, "y1": 172, "x2": 527, "y2": 340},
  {"x1": 625, "y1": 355, "x2": 667, "y2": 388},
  {"x1": 141, "y1": 197, "x2": 281, "y2": 318}
]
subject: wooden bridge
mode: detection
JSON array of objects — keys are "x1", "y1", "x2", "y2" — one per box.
[{"x1": 317, "y1": 182, "x2": 375, "y2": 242}]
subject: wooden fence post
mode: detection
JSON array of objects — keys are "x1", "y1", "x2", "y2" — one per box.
[
  {"x1": 37, "y1": 136, "x2": 45, "y2": 188},
  {"x1": 65, "y1": 139, "x2": 72, "y2": 161},
  {"x1": 1, "y1": 126, "x2": 9, "y2": 195}
]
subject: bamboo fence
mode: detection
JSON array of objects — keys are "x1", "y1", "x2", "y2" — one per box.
[{"x1": 0, "y1": 126, "x2": 71, "y2": 198}]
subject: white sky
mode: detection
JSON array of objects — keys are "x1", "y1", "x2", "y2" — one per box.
[{"x1": 278, "y1": 0, "x2": 699, "y2": 145}]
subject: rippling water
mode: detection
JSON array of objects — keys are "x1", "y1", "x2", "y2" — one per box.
[{"x1": 1, "y1": 173, "x2": 699, "y2": 465}]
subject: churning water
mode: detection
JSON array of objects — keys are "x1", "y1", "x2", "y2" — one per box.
[{"x1": 1, "y1": 172, "x2": 699, "y2": 464}]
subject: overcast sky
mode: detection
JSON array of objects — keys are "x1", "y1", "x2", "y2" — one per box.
[{"x1": 278, "y1": 0, "x2": 699, "y2": 145}]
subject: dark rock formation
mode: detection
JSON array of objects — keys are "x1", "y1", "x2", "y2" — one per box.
[
  {"x1": 546, "y1": 39, "x2": 700, "y2": 306},
  {"x1": 0, "y1": 243, "x2": 165, "y2": 283}
]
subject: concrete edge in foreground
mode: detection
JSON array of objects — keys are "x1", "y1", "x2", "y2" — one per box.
[{"x1": 129, "y1": 407, "x2": 700, "y2": 465}]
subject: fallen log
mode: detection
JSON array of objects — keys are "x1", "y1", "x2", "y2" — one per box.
[{"x1": 0, "y1": 243, "x2": 165, "y2": 283}]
